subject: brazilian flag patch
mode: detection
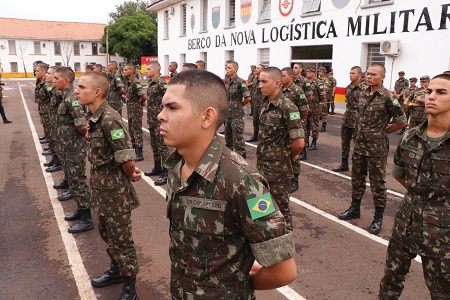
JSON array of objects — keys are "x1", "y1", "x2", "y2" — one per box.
[
  {"x1": 290, "y1": 112, "x2": 301, "y2": 120},
  {"x1": 163, "y1": 84, "x2": 168, "y2": 89},
  {"x1": 71, "y1": 99, "x2": 80, "y2": 107},
  {"x1": 299, "y1": 93, "x2": 306, "y2": 99},
  {"x1": 46, "y1": 87, "x2": 52, "y2": 92},
  {"x1": 116, "y1": 77, "x2": 121, "y2": 82},
  {"x1": 136, "y1": 84, "x2": 142, "y2": 88},
  {"x1": 241, "y1": 83, "x2": 247, "y2": 88},
  {"x1": 111, "y1": 129, "x2": 125, "y2": 140},
  {"x1": 247, "y1": 193, "x2": 276, "y2": 220},
  {"x1": 306, "y1": 82, "x2": 311, "y2": 87},
  {"x1": 393, "y1": 99, "x2": 400, "y2": 106}
]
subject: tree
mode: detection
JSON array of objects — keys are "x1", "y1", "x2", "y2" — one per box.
[
  {"x1": 108, "y1": 0, "x2": 155, "y2": 23},
  {"x1": 61, "y1": 41, "x2": 74, "y2": 66},
  {"x1": 16, "y1": 41, "x2": 29, "y2": 77}
]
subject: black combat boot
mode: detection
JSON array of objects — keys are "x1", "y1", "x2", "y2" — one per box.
[
  {"x1": 308, "y1": 138, "x2": 317, "y2": 150},
  {"x1": 144, "y1": 161, "x2": 163, "y2": 176},
  {"x1": 68, "y1": 209, "x2": 94, "y2": 233},
  {"x1": 368, "y1": 207, "x2": 384, "y2": 235},
  {"x1": 39, "y1": 135, "x2": 46, "y2": 141},
  {"x1": 319, "y1": 123, "x2": 327, "y2": 132},
  {"x1": 337, "y1": 199, "x2": 361, "y2": 220},
  {"x1": 118, "y1": 276, "x2": 139, "y2": 300},
  {"x1": 91, "y1": 260, "x2": 124, "y2": 287},
  {"x1": 246, "y1": 130, "x2": 258, "y2": 142},
  {"x1": 135, "y1": 147, "x2": 144, "y2": 162},
  {"x1": 40, "y1": 138, "x2": 49, "y2": 144},
  {"x1": 333, "y1": 157, "x2": 349, "y2": 172},
  {"x1": 290, "y1": 175, "x2": 299, "y2": 193},
  {"x1": 53, "y1": 178, "x2": 69, "y2": 190},
  {"x1": 299, "y1": 148, "x2": 307, "y2": 161},
  {"x1": 44, "y1": 154, "x2": 57, "y2": 167},
  {"x1": 154, "y1": 169, "x2": 168, "y2": 186},
  {"x1": 64, "y1": 209, "x2": 82, "y2": 221},
  {"x1": 0, "y1": 107, "x2": 12, "y2": 123},
  {"x1": 42, "y1": 148, "x2": 52, "y2": 155},
  {"x1": 46, "y1": 160, "x2": 62, "y2": 172},
  {"x1": 58, "y1": 190, "x2": 74, "y2": 201}
]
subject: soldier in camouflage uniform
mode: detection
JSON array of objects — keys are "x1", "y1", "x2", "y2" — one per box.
[
  {"x1": 169, "y1": 61, "x2": 178, "y2": 78},
  {"x1": 281, "y1": 67, "x2": 309, "y2": 193},
  {"x1": 160, "y1": 69, "x2": 297, "y2": 299},
  {"x1": 408, "y1": 75, "x2": 430, "y2": 128},
  {"x1": 401, "y1": 77, "x2": 419, "y2": 133},
  {"x1": 246, "y1": 65, "x2": 257, "y2": 117},
  {"x1": 246, "y1": 64, "x2": 265, "y2": 142},
  {"x1": 36, "y1": 64, "x2": 52, "y2": 151},
  {"x1": 333, "y1": 66, "x2": 365, "y2": 172},
  {"x1": 224, "y1": 61, "x2": 251, "y2": 158},
  {"x1": 106, "y1": 61, "x2": 125, "y2": 115},
  {"x1": 379, "y1": 74, "x2": 450, "y2": 299},
  {"x1": 257, "y1": 67, "x2": 305, "y2": 232},
  {"x1": 75, "y1": 72, "x2": 142, "y2": 300},
  {"x1": 305, "y1": 67, "x2": 326, "y2": 152},
  {"x1": 328, "y1": 72, "x2": 337, "y2": 114},
  {"x1": 143, "y1": 61, "x2": 170, "y2": 186},
  {"x1": 338, "y1": 64, "x2": 407, "y2": 235},
  {"x1": 393, "y1": 71, "x2": 409, "y2": 106},
  {"x1": 53, "y1": 67, "x2": 93, "y2": 234},
  {"x1": 318, "y1": 67, "x2": 331, "y2": 132},
  {"x1": 124, "y1": 64, "x2": 147, "y2": 162}
]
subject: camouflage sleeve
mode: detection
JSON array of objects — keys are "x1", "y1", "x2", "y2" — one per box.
[
  {"x1": 388, "y1": 95, "x2": 407, "y2": 124},
  {"x1": 303, "y1": 81, "x2": 313, "y2": 97},
  {"x1": 284, "y1": 101, "x2": 304, "y2": 140},
  {"x1": 136, "y1": 82, "x2": 145, "y2": 97},
  {"x1": 115, "y1": 74, "x2": 124, "y2": 88},
  {"x1": 103, "y1": 115, "x2": 136, "y2": 164},
  {"x1": 298, "y1": 93, "x2": 309, "y2": 112},
  {"x1": 392, "y1": 135, "x2": 406, "y2": 178},
  {"x1": 68, "y1": 99, "x2": 88, "y2": 127},
  {"x1": 240, "y1": 81, "x2": 251, "y2": 98},
  {"x1": 318, "y1": 81, "x2": 326, "y2": 97}
]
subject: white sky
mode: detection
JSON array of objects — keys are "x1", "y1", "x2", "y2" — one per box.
[{"x1": 0, "y1": 0, "x2": 129, "y2": 24}]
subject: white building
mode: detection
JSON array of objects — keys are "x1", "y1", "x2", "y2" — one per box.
[
  {"x1": 148, "y1": 0, "x2": 450, "y2": 105},
  {"x1": 0, "y1": 18, "x2": 124, "y2": 78}
]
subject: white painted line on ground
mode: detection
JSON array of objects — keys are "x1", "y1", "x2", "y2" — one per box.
[{"x1": 19, "y1": 84, "x2": 97, "y2": 300}]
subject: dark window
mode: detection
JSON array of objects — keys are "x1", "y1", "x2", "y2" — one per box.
[
  {"x1": 54, "y1": 42, "x2": 61, "y2": 55},
  {"x1": 291, "y1": 45, "x2": 333, "y2": 60},
  {"x1": 92, "y1": 43, "x2": 98, "y2": 55}
]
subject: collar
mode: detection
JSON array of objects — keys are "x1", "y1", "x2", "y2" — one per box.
[
  {"x1": 266, "y1": 91, "x2": 283, "y2": 108},
  {"x1": 88, "y1": 101, "x2": 109, "y2": 123},
  {"x1": 415, "y1": 120, "x2": 450, "y2": 143}
]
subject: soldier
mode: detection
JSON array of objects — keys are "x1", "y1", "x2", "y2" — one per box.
[
  {"x1": 400, "y1": 77, "x2": 419, "y2": 134},
  {"x1": 0, "y1": 77, "x2": 12, "y2": 124},
  {"x1": 224, "y1": 61, "x2": 251, "y2": 158},
  {"x1": 328, "y1": 71, "x2": 337, "y2": 114},
  {"x1": 143, "y1": 61, "x2": 170, "y2": 186},
  {"x1": 333, "y1": 66, "x2": 365, "y2": 172},
  {"x1": 181, "y1": 63, "x2": 198, "y2": 71},
  {"x1": 85, "y1": 65, "x2": 94, "y2": 72},
  {"x1": 408, "y1": 75, "x2": 430, "y2": 128},
  {"x1": 246, "y1": 64, "x2": 264, "y2": 143},
  {"x1": 159, "y1": 69, "x2": 297, "y2": 299},
  {"x1": 169, "y1": 61, "x2": 178, "y2": 78},
  {"x1": 337, "y1": 64, "x2": 407, "y2": 235},
  {"x1": 257, "y1": 67, "x2": 304, "y2": 232},
  {"x1": 36, "y1": 64, "x2": 52, "y2": 147},
  {"x1": 318, "y1": 67, "x2": 331, "y2": 132},
  {"x1": 195, "y1": 60, "x2": 205, "y2": 70},
  {"x1": 304, "y1": 67, "x2": 326, "y2": 153},
  {"x1": 379, "y1": 73, "x2": 450, "y2": 299},
  {"x1": 106, "y1": 61, "x2": 125, "y2": 115},
  {"x1": 281, "y1": 67, "x2": 309, "y2": 193},
  {"x1": 392, "y1": 71, "x2": 409, "y2": 106},
  {"x1": 246, "y1": 65, "x2": 257, "y2": 117},
  {"x1": 75, "y1": 72, "x2": 142, "y2": 300},
  {"x1": 94, "y1": 64, "x2": 103, "y2": 73},
  {"x1": 53, "y1": 67, "x2": 93, "y2": 233},
  {"x1": 124, "y1": 63, "x2": 147, "y2": 162}
]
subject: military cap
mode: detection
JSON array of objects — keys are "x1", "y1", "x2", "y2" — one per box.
[
  {"x1": 420, "y1": 75, "x2": 430, "y2": 82},
  {"x1": 307, "y1": 66, "x2": 316, "y2": 72},
  {"x1": 318, "y1": 67, "x2": 327, "y2": 73},
  {"x1": 409, "y1": 77, "x2": 417, "y2": 82},
  {"x1": 398, "y1": 71, "x2": 405, "y2": 75}
]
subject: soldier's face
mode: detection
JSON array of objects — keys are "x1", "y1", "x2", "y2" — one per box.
[
  {"x1": 53, "y1": 73, "x2": 68, "y2": 91},
  {"x1": 425, "y1": 78, "x2": 450, "y2": 116},
  {"x1": 293, "y1": 64, "x2": 302, "y2": 76},
  {"x1": 35, "y1": 68, "x2": 46, "y2": 80},
  {"x1": 410, "y1": 81, "x2": 416, "y2": 87},
  {"x1": 169, "y1": 64, "x2": 176, "y2": 72},
  {"x1": 94, "y1": 66, "x2": 102, "y2": 72},
  {"x1": 123, "y1": 67, "x2": 133, "y2": 77},
  {"x1": 146, "y1": 65, "x2": 157, "y2": 77},
  {"x1": 107, "y1": 63, "x2": 115, "y2": 73},
  {"x1": 45, "y1": 69, "x2": 55, "y2": 84},
  {"x1": 259, "y1": 72, "x2": 280, "y2": 98},
  {"x1": 349, "y1": 70, "x2": 361, "y2": 83},
  {"x1": 255, "y1": 66, "x2": 263, "y2": 75},
  {"x1": 306, "y1": 70, "x2": 315, "y2": 79},
  {"x1": 225, "y1": 64, "x2": 237, "y2": 77},
  {"x1": 75, "y1": 76, "x2": 97, "y2": 106},
  {"x1": 281, "y1": 71, "x2": 292, "y2": 86},
  {"x1": 365, "y1": 66, "x2": 385, "y2": 87},
  {"x1": 399, "y1": 74, "x2": 404, "y2": 79}
]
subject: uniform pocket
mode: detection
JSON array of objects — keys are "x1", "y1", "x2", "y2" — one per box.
[{"x1": 182, "y1": 197, "x2": 226, "y2": 235}]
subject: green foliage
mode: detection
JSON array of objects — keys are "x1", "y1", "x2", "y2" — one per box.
[{"x1": 109, "y1": 0, "x2": 156, "y2": 23}]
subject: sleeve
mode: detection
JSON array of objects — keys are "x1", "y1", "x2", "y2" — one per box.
[
  {"x1": 388, "y1": 95, "x2": 407, "y2": 124},
  {"x1": 303, "y1": 81, "x2": 313, "y2": 97},
  {"x1": 115, "y1": 74, "x2": 124, "y2": 88},
  {"x1": 284, "y1": 101, "x2": 304, "y2": 140},
  {"x1": 318, "y1": 81, "x2": 326, "y2": 97},
  {"x1": 298, "y1": 92, "x2": 309, "y2": 112},
  {"x1": 240, "y1": 80, "x2": 251, "y2": 98},
  {"x1": 103, "y1": 115, "x2": 136, "y2": 164},
  {"x1": 136, "y1": 82, "x2": 146, "y2": 97},
  {"x1": 392, "y1": 136, "x2": 406, "y2": 179},
  {"x1": 68, "y1": 99, "x2": 88, "y2": 127}
]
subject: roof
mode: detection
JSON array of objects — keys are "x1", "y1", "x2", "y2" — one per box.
[
  {"x1": 0, "y1": 18, "x2": 106, "y2": 41},
  {"x1": 147, "y1": 0, "x2": 183, "y2": 11}
]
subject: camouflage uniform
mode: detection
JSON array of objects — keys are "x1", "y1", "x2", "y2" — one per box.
[
  {"x1": 124, "y1": 75, "x2": 145, "y2": 148},
  {"x1": 107, "y1": 70, "x2": 125, "y2": 115},
  {"x1": 165, "y1": 135, "x2": 294, "y2": 299},
  {"x1": 247, "y1": 71, "x2": 257, "y2": 97},
  {"x1": 49, "y1": 87, "x2": 61, "y2": 153},
  {"x1": 328, "y1": 76, "x2": 337, "y2": 113},
  {"x1": 224, "y1": 75, "x2": 250, "y2": 158},
  {"x1": 379, "y1": 121, "x2": 450, "y2": 299},
  {"x1": 318, "y1": 74, "x2": 331, "y2": 124},
  {"x1": 394, "y1": 77, "x2": 409, "y2": 105},
  {"x1": 146, "y1": 75, "x2": 169, "y2": 165},
  {"x1": 251, "y1": 75, "x2": 264, "y2": 136},
  {"x1": 408, "y1": 88, "x2": 428, "y2": 128},
  {"x1": 256, "y1": 92, "x2": 304, "y2": 232},
  {"x1": 37, "y1": 80, "x2": 52, "y2": 145},
  {"x1": 305, "y1": 78, "x2": 325, "y2": 142},
  {"x1": 403, "y1": 85, "x2": 419, "y2": 123},
  {"x1": 87, "y1": 101, "x2": 139, "y2": 276},
  {"x1": 352, "y1": 85, "x2": 406, "y2": 207},
  {"x1": 56, "y1": 86, "x2": 91, "y2": 210}
]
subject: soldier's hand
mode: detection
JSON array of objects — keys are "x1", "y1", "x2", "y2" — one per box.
[
  {"x1": 141, "y1": 101, "x2": 146, "y2": 107},
  {"x1": 131, "y1": 167, "x2": 142, "y2": 182},
  {"x1": 249, "y1": 261, "x2": 263, "y2": 276},
  {"x1": 121, "y1": 94, "x2": 126, "y2": 100}
]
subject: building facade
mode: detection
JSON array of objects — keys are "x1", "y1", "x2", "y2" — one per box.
[
  {"x1": 0, "y1": 18, "x2": 124, "y2": 78},
  {"x1": 148, "y1": 0, "x2": 450, "y2": 107}
]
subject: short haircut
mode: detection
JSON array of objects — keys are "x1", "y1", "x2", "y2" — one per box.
[
  {"x1": 80, "y1": 72, "x2": 110, "y2": 98},
  {"x1": 443, "y1": 71, "x2": 450, "y2": 75},
  {"x1": 95, "y1": 64, "x2": 103, "y2": 69},
  {"x1": 195, "y1": 60, "x2": 205, "y2": 69},
  {"x1": 170, "y1": 61, "x2": 178, "y2": 68},
  {"x1": 369, "y1": 63, "x2": 386, "y2": 75},
  {"x1": 432, "y1": 73, "x2": 450, "y2": 82},
  {"x1": 182, "y1": 63, "x2": 198, "y2": 70},
  {"x1": 169, "y1": 70, "x2": 228, "y2": 130},
  {"x1": 49, "y1": 66, "x2": 58, "y2": 72},
  {"x1": 281, "y1": 67, "x2": 293, "y2": 76},
  {"x1": 226, "y1": 61, "x2": 239, "y2": 69},
  {"x1": 125, "y1": 63, "x2": 136, "y2": 71},
  {"x1": 351, "y1": 66, "x2": 363, "y2": 74},
  {"x1": 37, "y1": 63, "x2": 49, "y2": 72},
  {"x1": 261, "y1": 67, "x2": 283, "y2": 82},
  {"x1": 257, "y1": 64, "x2": 265, "y2": 69},
  {"x1": 294, "y1": 63, "x2": 303, "y2": 69},
  {"x1": 34, "y1": 60, "x2": 43, "y2": 65},
  {"x1": 85, "y1": 65, "x2": 93, "y2": 70},
  {"x1": 109, "y1": 61, "x2": 118, "y2": 68},
  {"x1": 148, "y1": 61, "x2": 161, "y2": 70},
  {"x1": 56, "y1": 66, "x2": 75, "y2": 83}
]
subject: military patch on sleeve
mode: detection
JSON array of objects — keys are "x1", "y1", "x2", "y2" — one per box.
[
  {"x1": 116, "y1": 77, "x2": 121, "y2": 82},
  {"x1": 306, "y1": 82, "x2": 311, "y2": 87},
  {"x1": 299, "y1": 93, "x2": 306, "y2": 99},
  {"x1": 136, "y1": 84, "x2": 142, "y2": 88},
  {"x1": 320, "y1": 85, "x2": 324, "y2": 89},
  {"x1": 111, "y1": 129, "x2": 125, "y2": 140},
  {"x1": 163, "y1": 84, "x2": 168, "y2": 89},
  {"x1": 71, "y1": 99, "x2": 80, "y2": 107},
  {"x1": 393, "y1": 99, "x2": 400, "y2": 106},
  {"x1": 247, "y1": 192, "x2": 276, "y2": 220},
  {"x1": 241, "y1": 83, "x2": 247, "y2": 88},
  {"x1": 46, "y1": 87, "x2": 53, "y2": 92},
  {"x1": 290, "y1": 112, "x2": 301, "y2": 120}
]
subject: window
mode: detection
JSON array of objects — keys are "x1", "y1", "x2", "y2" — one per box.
[
  {"x1": 54, "y1": 42, "x2": 61, "y2": 55},
  {"x1": 74, "y1": 62, "x2": 81, "y2": 72},
  {"x1": 55, "y1": 62, "x2": 62, "y2": 66},
  {"x1": 74, "y1": 42, "x2": 80, "y2": 55},
  {"x1": 292, "y1": 45, "x2": 333, "y2": 60},
  {"x1": 259, "y1": 0, "x2": 271, "y2": 21},
  {"x1": 201, "y1": 0, "x2": 208, "y2": 31},
  {"x1": 227, "y1": 0, "x2": 236, "y2": 27},
  {"x1": 92, "y1": 43, "x2": 98, "y2": 55},
  {"x1": 367, "y1": 44, "x2": 385, "y2": 67},
  {"x1": 259, "y1": 48, "x2": 270, "y2": 66},
  {"x1": 8, "y1": 40, "x2": 16, "y2": 55},
  {"x1": 302, "y1": 0, "x2": 321, "y2": 14},
  {"x1": 34, "y1": 41, "x2": 41, "y2": 54},
  {"x1": 164, "y1": 10, "x2": 170, "y2": 39},
  {"x1": 181, "y1": 4, "x2": 187, "y2": 36},
  {"x1": 10, "y1": 62, "x2": 18, "y2": 72},
  {"x1": 226, "y1": 50, "x2": 235, "y2": 61},
  {"x1": 180, "y1": 53, "x2": 186, "y2": 65}
]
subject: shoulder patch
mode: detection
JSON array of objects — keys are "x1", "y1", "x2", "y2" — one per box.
[
  {"x1": 163, "y1": 84, "x2": 168, "y2": 89},
  {"x1": 290, "y1": 112, "x2": 301, "y2": 120},
  {"x1": 71, "y1": 99, "x2": 80, "y2": 107},
  {"x1": 46, "y1": 87, "x2": 53, "y2": 92},
  {"x1": 241, "y1": 83, "x2": 247, "y2": 88},
  {"x1": 136, "y1": 83, "x2": 142, "y2": 88},
  {"x1": 111, "y1": 129, "x2": 125, "y2": 140},
  {"x1": 247, "y1": 193, "x2": 276, "y2": 220},
  {"x1": 299, "y1": 93, "x2": 306, "y2": 99},
  {"x1": 116, "y1": 77, "x2": 121, "y2": 82},
  {"x1": 393, "y1": 99, "x2": 400, "y2": 106},
  {"x1": 305, "y1": 82, "x2": 311, "y2": 87}
]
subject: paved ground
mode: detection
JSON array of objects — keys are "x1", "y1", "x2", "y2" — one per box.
[{"x1": 0, "y1": 79, "x2": 428, "y2": 300}]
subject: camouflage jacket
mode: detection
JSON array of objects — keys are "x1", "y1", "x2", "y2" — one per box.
[
  {"x1": 49, "y1": 87, "x2": 61, "y2": 125},
  {"x1": 394, "y1": 78, "x2": 409, "y2": 96},
  {"x1": 256, "y1": 92, "x2": 304, "y2": 182},
  {"x1": 165, "y1": 135, "x2": 294, "y2": 299},
  {"x1": 87, "y1": 101, "x2": 139, "y2": 216},
  {"x1": 294, "y1": 75, "x2": 313, "y2": 98},
  {"x1": 56, "y1": 86, "x2": 87, "y2": 153},
  {"x1": 107, "y1": 71, "x2": 124, "y2": 101},
  {"x1": 37, "y1": 81, "x2": 52, "y2": 113},
  {"x1": 343, "y1": 81, "x2": 365, "y2": 128},
  {"x1": 318, "y1": 75, "x2": 331, "y2": 98},
  {"x1": 354, "y1": 85, "x2": 407, "y2": 157},
  {"x1": 251, "y1": 75, "x2": 264, "y2": 108},
  {"x1": 282, "y1": 82, "x2": 309, "y2": 113},
  {"x1": 146, "y1": 75, "x2": 167, "y2": 125},
  {"x1": 124, "y1": 75, "x2": 145, "y2": 113},
  {"x1": 306, "y1": 77, "x2": 325, "y2": 114},
  {"x1": 329, "y1": 77, "x2": 337, "y2": 94},
  {"x1": 391, "y1": 121, "x2": 450, "y2": 259},
  {"x1": 35, "y1": 79, "x2": 45, "y2": 103},
  {"x1": 247, "y1": 72, "x2": 257, "y2": 94},
  {"x1": 225, "y1": 75, "x2": 250, "y2": 119}
]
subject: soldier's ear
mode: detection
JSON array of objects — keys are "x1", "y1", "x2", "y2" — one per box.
[{"x1": 201, "y1": 107, "x2": 217, "y2": 130}]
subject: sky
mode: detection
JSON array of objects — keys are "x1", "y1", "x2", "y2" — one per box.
[{"x1": 0, "y1": 0, "x2": 130, "y2": 24}]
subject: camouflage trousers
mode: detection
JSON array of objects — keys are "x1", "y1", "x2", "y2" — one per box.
[
  {"x1": 60, "y1": 152, "x2": 91, "y2": 209},
  {"x1": 225, "y1": 118, "x2": 246, "y2": 158},
  {"x1": 39, "y1": 112, "x2": 51, "y2": 141},
  {"x1": 320, "y1": 103, "x2": 328, "y2": 123},
  {"x1": 98, "y1": 213, "x2": 139, "y2": 277},
  {"x1": 351, "y1": 152, "x2": 387, "y2": 208},
  {"x1": 128, "y1": 109, "x2": 143, "y2": 148},
  {"x1": 341, "y1": 126, "x2": 356, "y2": 159},
  {"x1": 148, "y1": 124, "x2": 169, "y2": 163},
  {"x1": 291, "y1": 157, "x2": 301, "y2": 175},
  {"x1": 252, "y1": 106, "x2": 262, "y2": 134},
  {"x1": 269, "y1": 180, "x2": 292, "y2": 232},
  {"x1": 305, "y1": 113, "x2": 320, "y2": 141},
  {"x1": 379, "y1": 239, "x2": 450, "y2": 299}
]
